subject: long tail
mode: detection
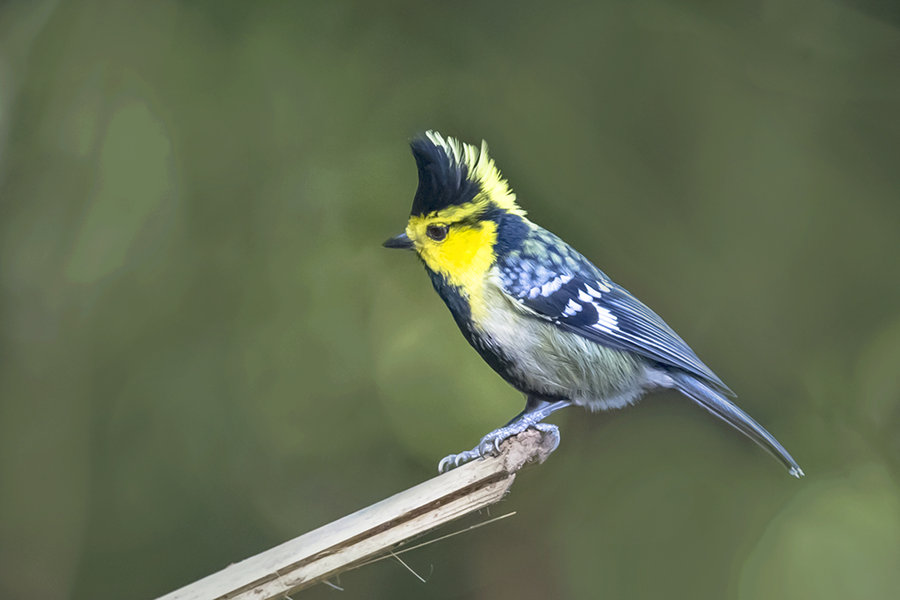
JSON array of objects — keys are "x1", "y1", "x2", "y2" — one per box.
[{"x1": 668, "y1": 371, "x2": 804, "y2": 478}]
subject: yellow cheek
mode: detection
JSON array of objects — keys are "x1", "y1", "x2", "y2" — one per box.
[
  {"x1": 415, "y1": 221, "x2": 497, "y2": 322},
  {"x1": 431, "y1": 227, "x2": 485, "y2": 272}
]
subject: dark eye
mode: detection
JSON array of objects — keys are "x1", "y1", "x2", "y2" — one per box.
[{"x1": 426, "y1": 224, "x2": 448, "y2": 241}]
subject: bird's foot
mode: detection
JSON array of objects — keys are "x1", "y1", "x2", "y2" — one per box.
[
  {"x1": 437, "y1": 423, "x2": 560, "y2": 473},
  {"x1": 437, "y1": 447, "x2": 482, "y2": 473}
]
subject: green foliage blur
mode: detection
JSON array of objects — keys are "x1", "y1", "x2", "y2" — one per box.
[{"x1": 1, "y1": 1, "x2": 899, "y2": 599}]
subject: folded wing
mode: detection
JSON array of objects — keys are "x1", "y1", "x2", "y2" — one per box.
[{"x1": 498, "y1": 256, "x2": 733, "y2": 395}]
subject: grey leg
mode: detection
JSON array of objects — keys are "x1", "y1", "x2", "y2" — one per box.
[{"x1": 438, "y1": 399, "x2": 571, "y2": 473}]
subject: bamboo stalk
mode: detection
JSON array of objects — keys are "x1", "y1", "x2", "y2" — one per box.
[{"x1": 156, "y1": 429, "x2": 558, "y2": 600}]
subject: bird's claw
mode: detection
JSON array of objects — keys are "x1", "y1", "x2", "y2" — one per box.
[
  {"x1": 477, "y1": 435, "x2": 502, "y2": 457},
  {"x1": 438, "y1": 448, "x2": 482, "y2": 473},
  {"x1": 437, "y1": 423, "x2": 561, "y2": 474},
  {"x1": 437, "y1": 433, "x2": 503, "y2": 474}
]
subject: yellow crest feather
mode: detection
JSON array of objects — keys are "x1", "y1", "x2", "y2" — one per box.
[{"x1": 420, "y1": 131, "x2": 525, "y2": 217}]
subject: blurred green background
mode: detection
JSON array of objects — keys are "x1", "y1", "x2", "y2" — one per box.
[{"x1": 1, "y1": 1, "x2": 899, "y2": 599}]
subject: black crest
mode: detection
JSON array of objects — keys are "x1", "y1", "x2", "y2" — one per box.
[{"x1": 409, "y1": 133, "x2": 482, "y2": 216}]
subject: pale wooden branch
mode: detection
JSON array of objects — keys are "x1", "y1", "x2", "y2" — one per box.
[{"x1": 156, "y1": 429, "x2": 558, "y2": 600}]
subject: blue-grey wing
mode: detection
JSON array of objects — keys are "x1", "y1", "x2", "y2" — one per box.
[{"x1": 498, "y1": 251, "x2": 733, "y2": 395}]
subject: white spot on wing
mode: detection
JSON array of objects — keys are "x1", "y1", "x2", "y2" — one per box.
[
  {"x1": 584, "y1": 284, "x2": 604, "y2": 298},
  {"x1": 590, "y1": 304, "x2": 618, "y2": 333},
  {"x1": 533, "y1": 265, "x2": 552, "y2": 282},
  {"x1": 537, "y1": 273, "x2": 574, "y2": 298},
  {"x1": 562, "y1": 299, "x2": 582, "y2": 317},
  {"x1": 577, "y1": 289, "x2": 592, "y2": 303}
]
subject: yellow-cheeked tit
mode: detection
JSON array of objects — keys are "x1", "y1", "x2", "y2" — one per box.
[{"x1": 384, "y1": 131, "x2": 803, "y2": 478}]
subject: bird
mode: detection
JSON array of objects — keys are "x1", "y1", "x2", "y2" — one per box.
[{"x1": 383, "y1": 131, "x2": 804, "y2": 478}]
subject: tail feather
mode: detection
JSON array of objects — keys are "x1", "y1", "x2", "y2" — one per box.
[{"x1": 668, "y1": 372, "x2": 804, "y2": 478}]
